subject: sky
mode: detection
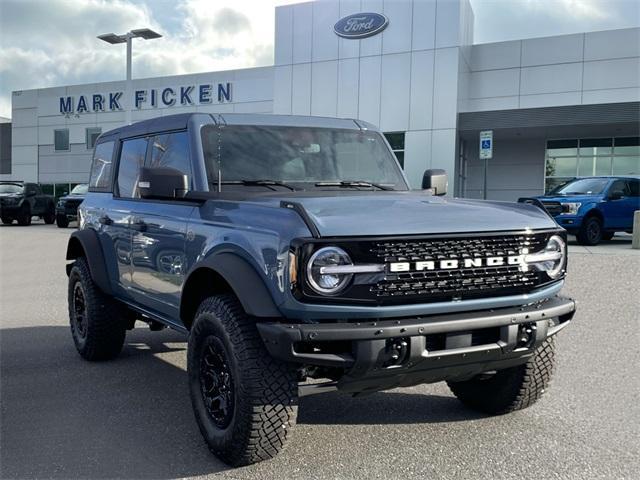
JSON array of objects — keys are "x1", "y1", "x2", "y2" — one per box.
[{"x1": 0, "y1": 0, "x2": 639, "y2": 118}]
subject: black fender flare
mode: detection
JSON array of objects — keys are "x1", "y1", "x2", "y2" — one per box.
[
  {"x1": 65, "y1": 229, "x2": 113, "y2": 295},
  {"x1": 182, "y1": 253, "x2": 281, "y2": 319}
]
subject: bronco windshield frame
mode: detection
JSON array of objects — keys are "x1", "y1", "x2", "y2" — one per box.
[{"x1": 200, "y1": 124, "x2": 409, "y2": 192}]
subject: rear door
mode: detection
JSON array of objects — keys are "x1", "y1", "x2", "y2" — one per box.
[
  {"x1": 128, "y1": 130, "x2": 194, "y2": 322},
  {"x1": 86, "y1": 139, "x2": 132, "y2": 296},
  {"x1": 107, "y1": 136, "x2": 149, "y2": 291}
]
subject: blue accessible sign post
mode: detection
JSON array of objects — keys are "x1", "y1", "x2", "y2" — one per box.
[{"x1": 479, "y1": 130, "x2": 493, "y2": 200}]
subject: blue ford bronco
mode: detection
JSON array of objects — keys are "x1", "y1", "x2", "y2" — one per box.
[
  {"x1": 66, "y1": 113, "x2": 576, "y2": 466},
  {"x1": 531, "y1": 176, "x2": 640, "y2": 245}
]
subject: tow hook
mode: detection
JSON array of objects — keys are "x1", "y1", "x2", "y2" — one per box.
[
  {"x1": 517, "y1": 322, "x2": 537, "y2": 348},
  {"x1": 383, "y1": 337, "x2": 410, "y2": 367}
]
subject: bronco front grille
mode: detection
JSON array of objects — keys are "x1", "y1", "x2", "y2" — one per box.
[
  {"x1": 297, "y1": 231, "x2": 561, "y2": 306},
  {"x1": 367, "y1": 234, "x2": 548, "y2": 304}
]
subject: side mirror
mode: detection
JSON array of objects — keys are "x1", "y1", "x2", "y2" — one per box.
[
  {"x1": 608, "y1": 190, "x2": 624, "y2": 201},
  {"x1": 422, "y1": 169, "x2": 448, "y2": 196},
  {"x1": 138, "y1": 167, "x2": 188, "y2": 200}
]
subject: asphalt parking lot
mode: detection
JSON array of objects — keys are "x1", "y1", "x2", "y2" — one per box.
[{"x1": 1, "y1": 222, "x2": 639, "y2": 480}]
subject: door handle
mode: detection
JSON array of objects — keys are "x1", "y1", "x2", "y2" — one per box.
[{"x1": 98, "y1": 215, "x2": 113, "y2": 226}]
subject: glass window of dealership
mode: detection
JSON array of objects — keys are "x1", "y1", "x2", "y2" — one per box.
[{"x1": 545, "y1": 137, "x2": 640, "y2": 192}]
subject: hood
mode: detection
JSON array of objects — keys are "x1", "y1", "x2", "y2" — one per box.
[
  {"x1": 247, "y1": 191, "x2": 557, "y2": 237},
  {"x1": 59, "y1": 194, "x2": 86, "y2": 201},
  {"x1": 536, "y1": 194, "x2": 602, "y2": 203}
]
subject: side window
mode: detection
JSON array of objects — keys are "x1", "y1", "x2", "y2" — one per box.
[
  {"x1": 89, "y1": 141, "x2": 115, "y2": 190},
  {"x1": 147, "y1": 131, "x2": 192, "y2": 189},
  {"x1": 609, "y1": 179, "x2": 629, "y2": 197},
  {"x1": 627, "y1": 179, "x2": 639, "y2": 197},
  {"x1": 117, "y1": 138, "x2": 148, "y2": 198}
]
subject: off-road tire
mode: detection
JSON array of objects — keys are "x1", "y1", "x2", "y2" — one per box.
[
  {"x1": 447, "y1": 337, "x2": 556, "y2": 415},
  {"x1": 56, "y1": 214, "x2": 70, "y2": 228},
  {"x1": 188, "y1": 294, "x2": 298, "y2": 467},
  {"x1": 68, "y1": 257, "x2": 127, "y2": 361},
  {"x1": 43, "y1": 205, "x2": 56, "y2": 224},
  {"x1": 1, "y1": 216, "x2": 12, "y2": 225},
  {"x1": 576, "y1": 215, "x2": 602, "y2": 245},
  {"x1": 16, "y1": 205, "x2": 31, "y2": 226}
]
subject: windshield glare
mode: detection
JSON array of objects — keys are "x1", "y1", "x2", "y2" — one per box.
[
  {"x1": 552, "y1": 178, "x2": 610, "y2": 195},
  {"x1": 0, "y1": 184, "x2": 23, "y2": 194},
  {"x1": 201, "y1": 125, "x2": 407, "y2": 190},
  {"x1": 71, "y1": 184, "x2": 88, "y2": 195}
]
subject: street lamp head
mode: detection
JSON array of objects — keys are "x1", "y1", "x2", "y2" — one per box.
[
  {"x1": 130, "y1": 28, "x2": 162, "y2": 40},
  {"x1": 97, "y1": 33, "x2": 127, "y2": 44}
]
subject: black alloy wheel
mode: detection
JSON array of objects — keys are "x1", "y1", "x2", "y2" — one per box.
[
  {"x1": 72, "y1": 281, "x2": 88, "y2": 340},
  {"x1": 577, "y1": 216, "x2": 603, "y2": 246},
  {"x1": 200, "y1": 336, "x2": 235, "y2": 429}
]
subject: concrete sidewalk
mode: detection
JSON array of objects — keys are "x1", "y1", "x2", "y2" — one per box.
[{"x1": 567, "y1": 234, "x2": 640, "y2": 256}]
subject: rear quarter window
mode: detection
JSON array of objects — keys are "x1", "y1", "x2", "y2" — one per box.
[{"x1": 89, "y1": 141, "x2": 115, "y2": 191}]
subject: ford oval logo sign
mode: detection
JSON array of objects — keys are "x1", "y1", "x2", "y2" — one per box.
[{"x1": 334, "y1": 12, "x2": 388, "y2": 39}]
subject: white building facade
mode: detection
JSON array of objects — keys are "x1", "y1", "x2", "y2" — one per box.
[{"x1": 5, "y1": 0, "x2": 640, "y2": 200}]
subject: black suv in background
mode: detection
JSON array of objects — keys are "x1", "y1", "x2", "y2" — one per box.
[
  {"x1": 56, "y1": 184, "x2": 88, "y2": 228},
  {"x1": 0, "y1": 181, "x2": 55, "y2": 226}
]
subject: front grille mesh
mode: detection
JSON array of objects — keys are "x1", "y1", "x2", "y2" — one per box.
[
  {"x1": 541, "y1": 201, "x2": 562, "y2": 216},
  {"x1": 366, "y1": 233, "x2": 550, "y2": 304},
  {"x1": 64, "y1": 199, "x2": 83, "y2": 208}
]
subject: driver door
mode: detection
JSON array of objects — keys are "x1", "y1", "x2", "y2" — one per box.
[{"x1": 601, "y1": 179, "x2": 637, "y2": 230}]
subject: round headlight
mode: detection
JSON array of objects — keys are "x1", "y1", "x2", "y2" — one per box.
[
  {"x1": 544, "y1": 235, "x2": 566, "y2": 279},
  {"x1": 306, "y1": 246, "x2": 353, "y2": 295}
]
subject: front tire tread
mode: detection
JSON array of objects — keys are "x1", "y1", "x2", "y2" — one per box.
[{"x1": 188, "y1": 295, "x2": 298, "y2": 467}]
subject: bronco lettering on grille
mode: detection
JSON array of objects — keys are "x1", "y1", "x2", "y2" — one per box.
[{"x1": 389, "y1": 255, "x2": 525, "y2": 272}]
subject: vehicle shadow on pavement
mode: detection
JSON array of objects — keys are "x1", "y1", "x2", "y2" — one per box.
[
  {"x1": 1, "y1": 325, "x2": 483, "y2": 479},
  {"x1": 0, "y1": 325, "x2": 230, "y2": 479},
  {"x1": 298, "y1": 390, "x2": 485, "y2": 425}
]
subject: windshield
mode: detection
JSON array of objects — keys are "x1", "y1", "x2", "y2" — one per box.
[
  {"x1": 550, "y1": 178, "x2": 610, "y2": 195},
  {"x1": 201, "y1": 125, "x2": 407, "y2": 190},
  {"x1": 70, "y1": 184, "x2": 88, "y2": 195},
  {"x1": 0, "y1": 184, "x2": 23, "y2": 194}
]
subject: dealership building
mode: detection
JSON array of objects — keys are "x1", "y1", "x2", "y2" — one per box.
[{"x1": 3, "y1": 0, "x2": 639, "y2": 199}]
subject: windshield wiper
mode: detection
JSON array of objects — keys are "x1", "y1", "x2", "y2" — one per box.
[
  {"x1": 314, "y1": 181, "x2": 392, "y2": 191},
  {"x1": 214, "y1": 180, "x2": 298, "y2": 191}
]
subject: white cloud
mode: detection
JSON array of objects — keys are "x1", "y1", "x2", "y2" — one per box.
[
  {"x1": 519, "y1": 0, "x2": 612, "y2": 19},
  {"x1": 0, "y1": 0, "x2": 301, "y2": 117},
  {"x1": 1, "y1": 0, "x2": 639, "y2": 117},
  {"x1": 471, "y1": 0, "x2": 638, "y2": 44}
]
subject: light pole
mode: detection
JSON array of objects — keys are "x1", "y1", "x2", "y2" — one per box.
[{"x1": 97, "y1": 29, "x2": 162, "y2": 125}]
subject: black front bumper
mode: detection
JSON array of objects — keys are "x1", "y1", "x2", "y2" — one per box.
[
  {"x1": 56, "y1": 206, "x2": 79, "y2": 219},
  {"x1": 0, "y1": 204, "x2": 22, "y2": 216},
  {"x1": 257, "y1": 296, "x2": 576, "y2": 394}
]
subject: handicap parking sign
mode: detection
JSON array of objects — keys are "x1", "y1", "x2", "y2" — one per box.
[{"x1": 479, "y1": 131, "x2": 493, "y2": 159}]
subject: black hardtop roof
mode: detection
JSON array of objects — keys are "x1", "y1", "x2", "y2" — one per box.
[
  {"x1": 98, "y1": 113, "x2": 373, "y2": 142},
  {"x1": 100, "y1": 113, "x2": 193, "y2": 140}
]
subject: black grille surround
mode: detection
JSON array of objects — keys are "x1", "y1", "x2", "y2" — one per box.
[
  {"x1": 293, "y1": 229, "x2": 565, "y2": 306},
  {"x1": 540, "y1": 201, "x2": 563, "y2": 216}
]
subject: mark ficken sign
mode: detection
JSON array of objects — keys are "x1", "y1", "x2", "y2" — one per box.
[{"x1": 59, "y1": 82, "x2": 232, "y2": 115}]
